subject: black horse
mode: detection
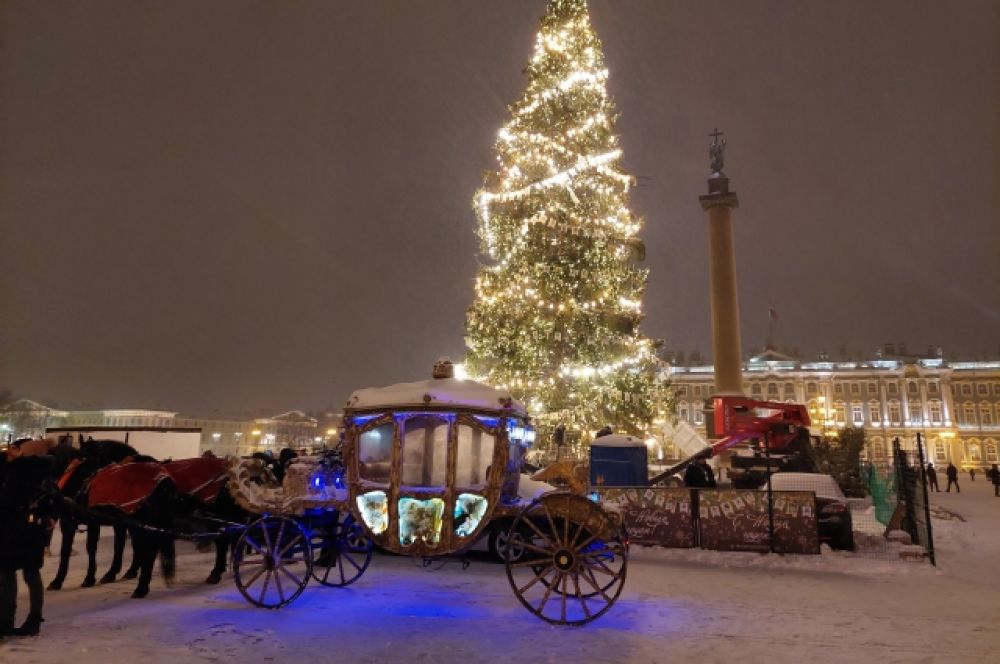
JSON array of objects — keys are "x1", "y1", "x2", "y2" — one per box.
[
  {"x1": 48, "y1": 440, "x2": 176, "y2": 598},
  {"x1": 49, "y1": 440, "x2": 139, "y2": 590}
]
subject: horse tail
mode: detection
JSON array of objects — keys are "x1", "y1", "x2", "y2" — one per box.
[{"x1": 159, "y1": 535, "x2": 176, "y2": 583}]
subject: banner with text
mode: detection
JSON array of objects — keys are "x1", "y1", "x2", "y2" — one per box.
[
  {"x1": 597, "y1": 487, "x2": 696, "y2": 548},
  {"x1": 697, "y1": 490, "x2": 819, "y2": 554}
]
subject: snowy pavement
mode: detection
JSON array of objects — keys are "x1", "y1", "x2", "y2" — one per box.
[{"x1": 2, "y1": 482, "x2": 998, "y2": 664}]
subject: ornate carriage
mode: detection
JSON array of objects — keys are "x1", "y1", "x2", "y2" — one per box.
[{"x1": 228, "y1": 361, "x2": 627, "y2": 625}]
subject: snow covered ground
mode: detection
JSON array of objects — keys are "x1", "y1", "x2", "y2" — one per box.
[{"x1": 2, "y1": 481, "x2": 998, "y2": 664}]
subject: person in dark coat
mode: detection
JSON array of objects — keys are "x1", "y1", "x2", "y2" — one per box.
[
  {"x1": 925, "y1": 463, "x2": 940, "y2": 492},
  {"x1": 945, "y1": 462, "x2": 960, "y2": 493},
  {"x1": 968, "y1": 468, "x2": 975, "y2": 482},
  {"x1": 0, "y1": 442, "x2": 60, "y2": 637},
  {"x1": 684, "y1": 456, "x2": 717, "y2": 488},
  {"x1": 987, "y1": 464, "x2": 1000, "y2": 497}
]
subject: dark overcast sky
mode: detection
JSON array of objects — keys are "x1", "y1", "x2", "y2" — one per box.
[{"x1": 1, "y1": 1, "x2": 998, "y2": 414}]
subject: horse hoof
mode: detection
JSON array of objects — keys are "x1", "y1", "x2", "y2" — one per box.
[
  {"x1": 47, "y1": 581, "x2": 62, "y2": 591},
  {"x1": 81, "y1": 577, "x2": 96, "y2": 588},
  {"x1": 205, "y1": 574, "x2": 222, "y2": 585},
  {"x1": 123, "y1": 570, "x2": 138, "y2": 580},
  {"x1": 131, "y1": 587, "x2": 149, "y2": 599},
  {"x1": 99, "y1": 574, "x2": 117, "y2": 584}
]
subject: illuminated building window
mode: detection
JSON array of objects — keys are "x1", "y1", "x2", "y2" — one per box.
[
  {"x1": 888, "y1": 383, "x2": 899, "y2": 396},
  {"x1": 980, "y1": 404, "x2": 994, "y2": 426},
  {"x1": 678, "y1": 403, "x2": 689, "y2": 422},
  {"x1": 927, "y1": 382, "x2": 938, "y2": 395},
  {"x1": 935, "y1": 442, "x2": 947, "y2": 462},
  {"x1": 869, "y1": 402, "x2": 882, "y2": 423},
  {"x1": 834, "y1": 403, "x2": 846, "y2": 424},
  {"x1": 968, "y1": 443, "x2": 982, "y2": 462},
  {"x1": 928, "y1": 401, "x2": 942, "y2": 423},
  {"x1": 908, "y1": 382, "x2": 919, "y2": 396},
  {"x1": 851, "y1": 404, "x2": 864, "y2": 425},
  {"x1": 868, "y1": 382, "x2": 878, "y2": 394},
  {"x1": 888, "y1": 402, "x2": 902, "y2": 424},
  {"x1": 963, "y1": 403, "x2": 976, "y2": 424},
  {"x1": 908, "y1": 402, "x2": 923, "y2": 424},
  {"x1": 834, "y1": 383, "x2": 844, "y2": 395},
  {"x1": 985, "y1": 442, "x2": 998, "y2": 462},
  {"x1": 961, "y1": 384, "x2": 973, "y2": 397},
  {"x1": 783, "y1": 383, "x2": 795, "y2": 400},
  {"x1": 850, "y1": 383, "x2": 860, "y2": 395},
  {"x1": 977, "y1": 383, "x2": 989, "y2": 396},
  {"x1": 767, "y1": 383, "x2": 779, "y2": 399},
  {"x1": 807, "y1": 382, "x2": 818, "y2": 395},
  {"x1": 751, "y1": 383, "x2": 763, "y2": 398}
]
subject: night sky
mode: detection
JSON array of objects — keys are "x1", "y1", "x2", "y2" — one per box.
[{"x1": 1, "y1": 1, "x2": 997, "y2": 415}]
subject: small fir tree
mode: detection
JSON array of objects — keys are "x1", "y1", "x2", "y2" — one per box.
[{"x1": 465, "y1": 0, "x2": 670, "y2": 446}]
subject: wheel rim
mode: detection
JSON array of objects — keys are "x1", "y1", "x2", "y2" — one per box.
[
  {"x1": 504, "y1": 494, "x2": 627, "y2": 625},
  {"x1": 233, "y1": 516, "x2": 313, "y2": 608},
  {"x1": 496, "y1": 527, "x2": 527, "y2": 562},
  {"x1": 311, "y1": 513, "x2": 374, "y2": 587}
]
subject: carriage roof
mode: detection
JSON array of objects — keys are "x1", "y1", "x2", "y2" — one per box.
[{"x1": 344, "y1": 375, "x2": 528, "y2": 419}]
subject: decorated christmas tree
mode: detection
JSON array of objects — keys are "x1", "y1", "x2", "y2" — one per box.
[{"x1": 465, "y1": 0, "x2": 670, "y2": 448}]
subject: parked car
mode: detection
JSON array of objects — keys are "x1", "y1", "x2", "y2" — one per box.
[{"x1": 764, "y1": 472, "x2": 855, "y2": 551}]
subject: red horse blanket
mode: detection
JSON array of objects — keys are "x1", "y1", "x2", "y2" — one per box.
[
  {"x1": 88, "y1": 463, "x2": 172, "y2": 515},
  {"x1": 164, "y1": 457, "x2": 230, "y2": 505}
]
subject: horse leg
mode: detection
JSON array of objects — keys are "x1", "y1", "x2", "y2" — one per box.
[
  {"x1": 81, "y1": 521, "x2": 100, "y2": 587},
  {"x1": 100, "y1": 524, "x2": 127, "y2": 584},
  {"x1": 123, "y1": 528, "x2": 140, "y2": 579},
  {"x1": 130, "y1": 531, "x2": 155, "y2": 599},
  {"x1": 48, "y1": 517, "x2": 76, "y2": 590},
  {"x1": 206, "y1": 537, "x2": 228, "y2": 584}
]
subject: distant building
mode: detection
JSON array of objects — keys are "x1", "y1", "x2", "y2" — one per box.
[
  {"x1": 0, "y1": 399, "x2": 323, "y2": 458},
  {"x1": 667, "y1": 349, "x2": 1000, "y2": 471}
]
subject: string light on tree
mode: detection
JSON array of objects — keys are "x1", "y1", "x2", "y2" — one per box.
[{"x1": 464, "y1": 0, "x2": 671, "y2": 446}]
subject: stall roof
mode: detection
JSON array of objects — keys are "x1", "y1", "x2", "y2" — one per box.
[
  {"x1": 346, "y1": 377, "x2": 527, "y2": 416},
  {"x1": 591, "y1": 434, "x2": 646, "y2": 448}
]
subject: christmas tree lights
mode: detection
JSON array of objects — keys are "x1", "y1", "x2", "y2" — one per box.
[{"x1": 465, "y1": 0, "x2": 671, "y2": 447}]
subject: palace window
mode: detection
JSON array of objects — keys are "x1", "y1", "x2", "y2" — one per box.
[
  {"x1": 767, "y1": 383, "x2": 780, "y2": 400},
  {"x1": 807, "y1": 382, "x2": 818, "y2": 395},
  {"x1": 968, "y1": 443, "x2": 982, "y2": 462},
  {"x1": 994, "y1": 384, "x2": 1000, "y2": 396},
  {"x1": 928, "y1": 383, "x2": 938, "y2": 395},
  {"x1": 869, "y1": 401, "x2": 882, "y2": 423},
  {"x1": 961, "y1": 383, "x2": 973, "y2": 397},
  {"x1": 751, "y1": 383, "x2": 763, "y2": 398},
  {"x1": 980, "y1": 404, "x2": 994, "y2": 426},
  {"x1": 907, "y1": 381, "x2": 919, "y2": 395},
  {"x1": 834, "y1": 404, "x2": 846, "y2": 424},
  {"x1": 935, "y1": 441, "x2": 947, "y2": 462},
  {"x1": 888, "y1": 383, "x2": 899, "y2": 396},
  {"x1": 928, "y1": 401, "x2": 942, "y2": 423},
  {"x1": 871, "y1": 440, "x2": 886, "y2": 461},
  {"x1": 834, "y1": 383, "x2": 844, "y2": 395},
  {"x1": 963, "y1": 403, "x2": 976, "y2": 424},
  {"x1": 783, "y1": 383, "x2": 795, "y2": 400},
  {"x1": 850, "y1": 383, "x2": 860, "y2": 395},
  {"x1": 977, "y1": 383, "x2": 989, "y2": 396},
  {"x1": 888, "y1": 401, "x2": 902, "y2": 424},
  {"x1": 678, "y1": 403, "x2": 689, "y2": 422},
  {"x1": 851, "y1": 404, "x2": 864, "y2": 425},
  {"x1": 677, "y1": 386, "x2": 688, "y2": 397},
  {"x1": 694, "y1": 403, "x2": 705, "y2": 425},
  {"x1": 868, "y1": 382, "x2": 877, "y2": 395},
  {"x1": 908, "y1": 402, "x2": 923, "y2": 424},
  {"x1": 986, "y1": 441, "x2": 998, "y2": 462}
]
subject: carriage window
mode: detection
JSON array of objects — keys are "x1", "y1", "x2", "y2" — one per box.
[
  {"x1": 402, "y1": 415, "x2": 448, "y2": 487},
  {"x1": 455, "y1": 425, "x2": 495, "y2": 488},
  {"x1": 358, "y1": 422, "x2": 393, "y2": 484}
]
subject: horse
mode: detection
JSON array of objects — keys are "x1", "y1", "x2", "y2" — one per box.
[{"x1": 48, "y1": 440, "x2": 143, "y2": 591}]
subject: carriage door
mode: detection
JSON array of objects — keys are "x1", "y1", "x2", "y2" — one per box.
[{"x1": 397, "y1": 414, "x2": 450, "y2": 546}]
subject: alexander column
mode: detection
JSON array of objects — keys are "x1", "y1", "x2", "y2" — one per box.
[{"x1": 699, "y1": 129, "x2": 744, "y2": 396}]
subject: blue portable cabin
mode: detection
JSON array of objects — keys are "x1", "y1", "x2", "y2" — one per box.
[{"x1": 589, "y1": 434, "x2": 648, "y2": 487}]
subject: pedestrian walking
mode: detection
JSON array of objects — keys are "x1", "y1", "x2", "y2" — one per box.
[
  {"x1": 926, "y1": 463, "x2": 940, "y2": 492},
  {"x1": 969, "y1": 468, "x2": 975, "y2": 482},
  {"x1": 0, "y1": 440, "x2": 60, "y2": 638},
  {"x1": 945, "y1": 462, "x2": 960, "y2": 493},
  {"x1": 988, "y1": 464, "x2": 1000, "y2": 497}
]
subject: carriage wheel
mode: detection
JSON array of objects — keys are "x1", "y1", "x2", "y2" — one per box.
[
  {"x1": 310, "y1": 512, "x2": 374, "y2": 587},
  {"x1": 233, "y1": 516, "x2": 313, "y2": 609},
  {"x1": 504, "y1": 493, "x2": 627, "y2": 626}
]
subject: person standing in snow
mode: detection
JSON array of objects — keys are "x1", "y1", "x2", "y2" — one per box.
[
  {"x1": 945, "y1": 462, "x2": 960, "y2": 493},
  {"x1": 925, "y1": 463, "x2": 940, "y2": 492},
  {"x1": 987, "y1": 464, "x2": 1000, "y2": 497},
  {"x1": 968, "y1": 467, "x2": 975, "y2": 482},
  {"x1": 0, "y1": 440, "x2": 60, "y2": 637}
]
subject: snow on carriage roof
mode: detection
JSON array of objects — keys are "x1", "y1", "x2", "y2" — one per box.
[
  {"x1": 345, "y1": 364, "x2": 527, "y2": 415},
  {"x1": 591, "y1": 433, "x2": 647, "y2": 447}
]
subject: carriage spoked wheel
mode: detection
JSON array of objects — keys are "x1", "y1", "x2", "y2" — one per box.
[
  {"x1": 310, "y1": 512, "x2": 374, "y2": 587},
  {"x1": 233, "y1": 516, "x2": 313, "y2": 609},
  {"x1": 504, "y1": 493, "x2": 628, "y2": 626}
]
